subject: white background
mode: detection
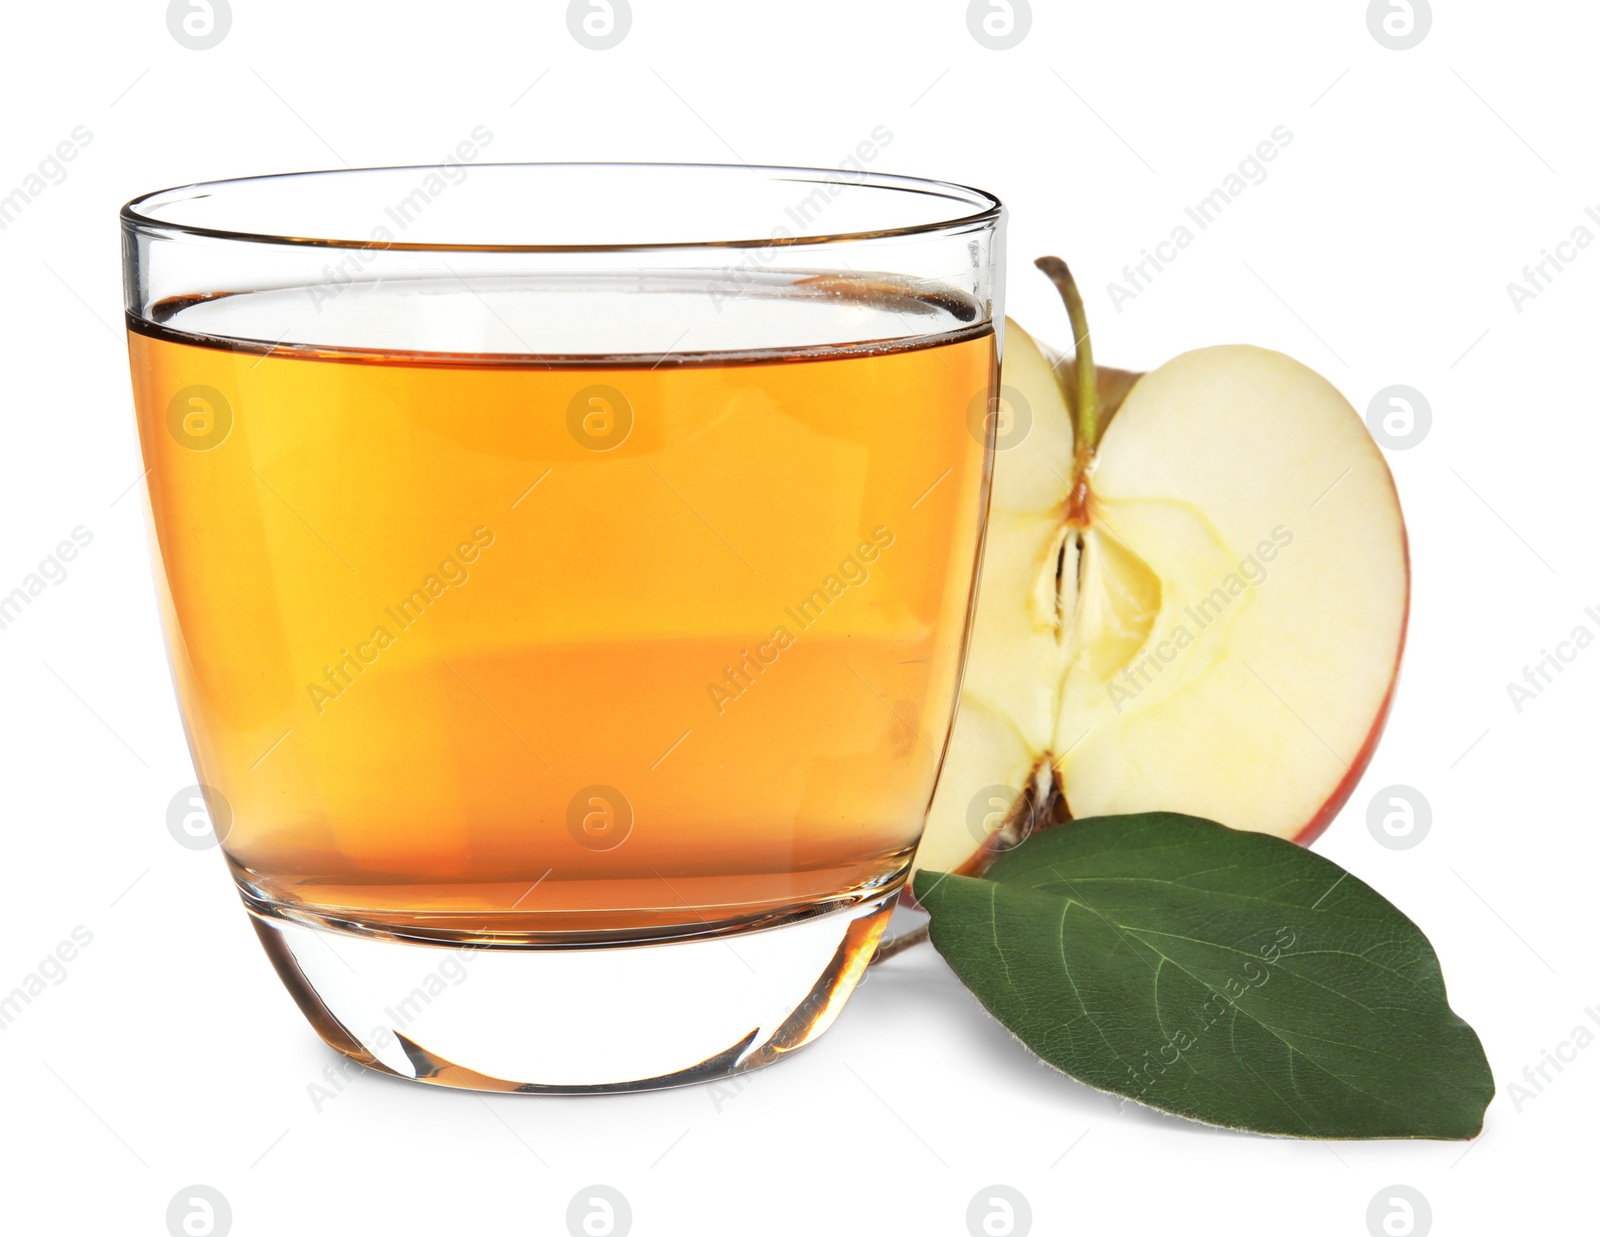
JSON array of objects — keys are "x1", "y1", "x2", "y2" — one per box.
[{"x1": 1, "y1": 1, "x2": 1595, "y2": 1233}]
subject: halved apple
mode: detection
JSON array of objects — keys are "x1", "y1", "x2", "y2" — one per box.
[{"x1": 915, "y1": 258, "x2": 1409, "y2": 877}]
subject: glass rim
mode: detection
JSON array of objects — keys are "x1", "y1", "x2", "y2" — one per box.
[{"x1": 120, "y1": 161, "x2": 1004, "y2": 255}]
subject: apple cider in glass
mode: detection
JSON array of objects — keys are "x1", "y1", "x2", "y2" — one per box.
[{"x1": 129, "y1": 278, "x2": 992, "y2": 942}]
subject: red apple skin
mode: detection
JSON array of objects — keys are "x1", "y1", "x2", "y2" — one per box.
[
  {"x1": 1292, "y1": 498, "x2": 1411, "y2": 846},
  {"x1": 1290, "y1": 653, "x2": 1399, "y2": 845}
]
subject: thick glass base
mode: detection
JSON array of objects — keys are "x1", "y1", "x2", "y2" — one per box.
[{"x1": 247, "y1": 891, "x2": 895, "y2": 1093}]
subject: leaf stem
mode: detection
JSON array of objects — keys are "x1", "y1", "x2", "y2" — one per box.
[{"x1": 869, "y1": 922, "x2": 929, "y2": 964}]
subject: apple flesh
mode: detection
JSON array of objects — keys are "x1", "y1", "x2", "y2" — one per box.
[{"x1": 914, "y1": 260, "x2": 1409, "y2": 877}]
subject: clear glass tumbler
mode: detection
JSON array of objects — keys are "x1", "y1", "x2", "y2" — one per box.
[{"x1": 122, "y1": 163, "x2": 1003, "y2": 1091}]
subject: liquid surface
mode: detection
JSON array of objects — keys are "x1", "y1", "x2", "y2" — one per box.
[{"x1": 129, "y1": 279, "x2": 994, "y2": 940}]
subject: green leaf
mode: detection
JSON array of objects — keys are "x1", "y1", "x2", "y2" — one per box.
[{"x1": 912, "y1": 812, "x2": 1494, "y2": 1139}]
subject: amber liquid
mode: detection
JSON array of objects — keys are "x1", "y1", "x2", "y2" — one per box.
[{"x1": 130, "y1": 291, "x2": 992, "y2": 942}]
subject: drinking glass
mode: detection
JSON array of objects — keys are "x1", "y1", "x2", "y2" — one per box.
[{"x1": 122, "y1": 163, "x2": 1003, "y2": 1091}]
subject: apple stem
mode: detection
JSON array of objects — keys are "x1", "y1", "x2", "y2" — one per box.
[{"x1": 1034, "y1": 257, "x2": 1100, "y2": 515}]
